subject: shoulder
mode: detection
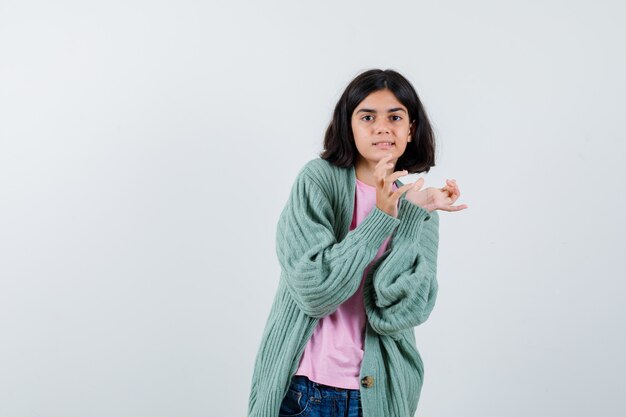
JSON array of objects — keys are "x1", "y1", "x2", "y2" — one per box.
[
  {"x1": 300, "y1": 157, "x2": 341, "y2": 176},
  {"x1": 296, "y1": 157, "x2": 349, "y2": 188}
]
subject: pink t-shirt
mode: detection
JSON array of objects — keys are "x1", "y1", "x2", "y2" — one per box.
[{"x1": 295, "y1": 178, "x2": 398, "y2": 389}]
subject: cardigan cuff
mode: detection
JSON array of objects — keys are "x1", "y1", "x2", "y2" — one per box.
[
  {"x1": 394, "y1": 198, "x2": 432, "y2": 239},
  {"x1": 352, "y1": 205, "x2": 400, "y2": 248}
]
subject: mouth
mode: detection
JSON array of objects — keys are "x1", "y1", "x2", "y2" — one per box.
[{"x1": 372, "y1": 141, "x2": 395, "y2": 149}]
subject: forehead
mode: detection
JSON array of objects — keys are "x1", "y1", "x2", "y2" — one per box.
[{"x1": 355, "y1": 89, "x2": 406, "y2": 112}]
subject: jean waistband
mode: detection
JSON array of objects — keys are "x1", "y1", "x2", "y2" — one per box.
[{"x1": 291, "y1": 375, "x2": 360, "y2": 397}]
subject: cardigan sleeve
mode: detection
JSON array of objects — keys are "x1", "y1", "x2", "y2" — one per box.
[
  {"x1": 363, "y1": 198, "x2": 439, "y2": 340},
  {"x1": 275, "y1": 168, "x2": 401, "y2": 318}
]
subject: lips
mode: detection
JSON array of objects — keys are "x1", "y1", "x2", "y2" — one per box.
[{"x1": 373, "y1": 141, "x2": 395, "y2": 149}]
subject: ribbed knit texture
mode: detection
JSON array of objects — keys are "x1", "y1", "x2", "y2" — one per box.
[{"x1": 247, "y1": 158, "x2": 439, "y2": 417}]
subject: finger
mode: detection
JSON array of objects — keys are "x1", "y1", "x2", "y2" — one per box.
[
  {"x1": 449, "y1": 185, "x2": 459, "y2": 201},
  {"x1": 390, "y1": 183, "x2": 415, "y2": 202},
  {"x1": 452, "y1": 180, "x2": 461, "y2": 197},
  {"x1": 374, "y1": 160, "x2": 393, "y2": 174},
  {"x1": 412, "y1": 177, "x2": 425, "y2": 190},
  {"x1": 374, "y1": 162, "x2": 395, "y2": 184},
  {"x1": 445, "y1": 180, "x2": 460, "y2": 199},
  {"x1": 384, "y1": 169, "x2": 409, "y2": 187},
  {"x1": 446, "y1": 180, "x2": 458, "y2": 193},
  {"x1": 404, "y1": 178, "x2": 424, "y2": 194},
  {"x1": 450, "y1": 180, "x2": 460, "y2": 197},
  {"x1": 375, "y1": 153, "x2": 395, "y2": 169},
  {"x1": 448, "y1": 189, "x2": 461, "y2": 204},
  {"x1": 441, "y1": 203, "x2": 468, "y2": 212}
]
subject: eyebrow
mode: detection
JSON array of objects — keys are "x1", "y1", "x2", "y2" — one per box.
[{"x1": 355, "y1": 108, "x2": 407, "y2": 114}]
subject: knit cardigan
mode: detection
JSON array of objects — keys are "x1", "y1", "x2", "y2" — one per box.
[{"x1": 247, "y1": 157, "x2": 439, "y2": 417}]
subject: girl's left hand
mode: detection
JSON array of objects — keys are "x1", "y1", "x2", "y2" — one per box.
[{"x1": 405, "y1": 179, "x2": 468, "y2": 213}]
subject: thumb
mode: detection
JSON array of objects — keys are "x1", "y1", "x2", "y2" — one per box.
[{"x1": 413, "y1": 177, "x2": 425, "y2": 190}]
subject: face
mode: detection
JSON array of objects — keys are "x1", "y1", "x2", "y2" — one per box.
[{"x1": 351, "y1": 88, "x2": 413, "y2": 168}]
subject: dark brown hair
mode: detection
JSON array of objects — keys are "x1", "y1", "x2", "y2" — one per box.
[{"x1": 320, "y1": 69, "x2": 436, "y2": 173}]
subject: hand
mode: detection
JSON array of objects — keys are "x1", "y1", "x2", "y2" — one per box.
[
  {"x1": 405, "y1": 178, "x2": 468, "y2": 212},
  {"x1": 374, "y1": 154, "x2": 417, "y2": 218}
]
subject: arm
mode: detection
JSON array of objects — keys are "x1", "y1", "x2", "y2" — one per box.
[
  {"x1": 276, "y1": 168, "x2": 400, "y2": 318},
  {"x1": 363, "y1": 198, "x2": 439, "y2": 340}
]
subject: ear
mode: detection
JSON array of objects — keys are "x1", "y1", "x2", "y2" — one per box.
[{"x1": 408, "y1": 121, "x2": 415, "y2": 141}]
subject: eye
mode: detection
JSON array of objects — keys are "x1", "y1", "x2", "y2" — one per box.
[
  {"x1": 361, "y1": 115, "x2": 374, "y2": 121},
  {"x1": 391, "y1": 115, "x2": 402, "y2": 121}
]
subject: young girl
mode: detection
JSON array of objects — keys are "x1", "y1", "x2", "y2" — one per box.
[{"x1": 247, "y1": 69, "x2": 467, "y2": 417}]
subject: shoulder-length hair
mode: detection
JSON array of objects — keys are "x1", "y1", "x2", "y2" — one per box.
[{"x1": 320, "y1": 69, "x2": 436, "y2": 174}]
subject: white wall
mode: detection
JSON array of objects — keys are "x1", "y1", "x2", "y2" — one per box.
[{"x1": 1, "y1": 1, "x2": 624, "y2": 416}]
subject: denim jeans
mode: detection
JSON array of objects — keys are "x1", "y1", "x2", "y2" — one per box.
[{"x1": 279, "y1": 375, "x2": 362, "y2": 417}]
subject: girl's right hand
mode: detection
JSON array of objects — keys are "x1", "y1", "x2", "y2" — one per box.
[{"x1": 374, "y1": 154, "x2": 420, "y2": 218}]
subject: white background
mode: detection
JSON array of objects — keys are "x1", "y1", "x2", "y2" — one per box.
[{"x1": 1, "y1": 1, "x2": 625, "y2": 416}]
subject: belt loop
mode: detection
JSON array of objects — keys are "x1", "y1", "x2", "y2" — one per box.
[{"x1": 309, "y1": 378, "x2": 322, "y2": 401}]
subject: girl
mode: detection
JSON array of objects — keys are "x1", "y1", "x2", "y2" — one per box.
[{"x1": 247, "y1": 69, "x2": 467, "y2": 417}]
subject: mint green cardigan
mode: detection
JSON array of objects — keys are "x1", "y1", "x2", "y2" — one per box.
[{"x1": 247, "y1": 158, "x2": 439, "y2": 417}]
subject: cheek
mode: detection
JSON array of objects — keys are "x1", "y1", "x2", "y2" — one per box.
[
  {"x1": 352, "y1": 128, "x2": 368, "y2": 145},
  {"x1": 352, "y1": 124, "x2": 364, "y2": 136},
  {"x1": 396, "y1": 125, "x2": 410, "y2": 135},
  {"x1": 351, "y1": 120, "x2": 361, "y2": 134},
  {"x1": 396, "y1": 141, "x2": 410, "y2": 154}
]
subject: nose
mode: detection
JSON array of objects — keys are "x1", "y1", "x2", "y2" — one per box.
[{"x1": 374, "y1": 119, "x2": 391, "y2": 134}]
